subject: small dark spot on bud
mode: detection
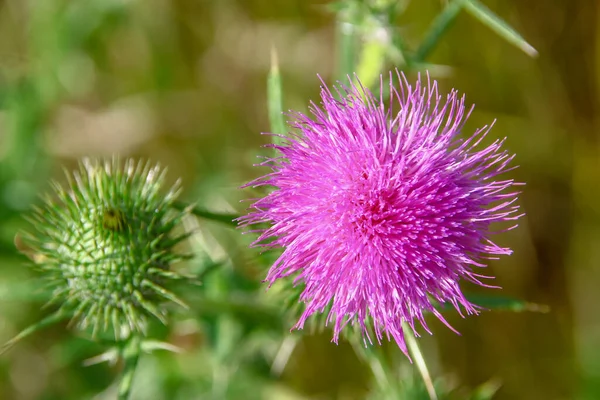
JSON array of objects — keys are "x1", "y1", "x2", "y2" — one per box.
[{"x1": 102, "y1": 208, "x2": 126, "y2": 231}]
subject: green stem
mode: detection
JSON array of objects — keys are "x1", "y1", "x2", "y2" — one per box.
[
  {"x1": 118, "y1": 335, "x2": 142, "y2": 400},
  {"x1": 356, "y1": 37, "x2": 387, "y2": 89},
  {"x1": 414, "y1": 0, "x2": 463, "y2": 63},
  {"x1": 267, "y1": 47, "x2": 286, "y2": 139},
  {"x1": 403, "y1": 325, "x2": 438, "y2": 400},
  {"x1": 172, "y1": 201, "x2": 239, "y2": 227},
  {"x1": 349, "y1": 339, "x2": 389, "y2": 390},
  {"x1": 390, "y1": 30, "x2": 409, "y2": 67},
  {"x1": 336, "y1": 9, "x2": 358, "y2": 82}
]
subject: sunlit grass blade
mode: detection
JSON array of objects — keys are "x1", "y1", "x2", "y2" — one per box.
[
  {"x1": 267, "y1": 47, "x2": 286, "y2": 140},
  {"x1": 414, "y1": 0, "x2": 463, "y2": 63},
  {"x1": 403, "y1": 324, "x2": 438, "y2": 400},
  {"x1": 462, "y1": 0, "x2": 537, "y2": 57},
  {"x1": 83, "y1": 347, "x2": 120, "y2": 366},
  {"x1": 270, "y1": 335, "x2": 298, "y2": 376},
  {"x1": 1, "y1": 310, "x2": 70, "y2": 355}
]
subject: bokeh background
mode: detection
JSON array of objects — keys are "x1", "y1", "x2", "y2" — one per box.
[{"x1": 0, "y1": 0, "x2": 596, "y2": 399}]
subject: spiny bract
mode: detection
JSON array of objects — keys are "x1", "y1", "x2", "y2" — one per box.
[
  {"x1": 240, "y1": 72, "x2": 522, "y2": 357},
  {"x1": 23, "y1": 158, "x2": 190, "y2": 339}
]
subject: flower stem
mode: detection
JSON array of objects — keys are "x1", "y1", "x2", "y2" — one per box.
[
  {"x1": 403, "y1": 325, "x2": 438, "y2": 400},
  {"x1": 350, "y1": 340, "x2": 389, "y2": 390},
  {"x1": 118, "y1": 335, "x2": 142, "y2": 400}
]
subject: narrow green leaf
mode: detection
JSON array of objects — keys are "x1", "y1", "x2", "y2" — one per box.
[
  {"x1": 0, "y1": 280, "x2": 52, "y2": 302},
  {"x1": 171, "y1": 201, "x2": 238, "y2": 227},
  {"x1": 465, "y1": 293, "x2": 549, "y2": 313},
  {"x1": 140, "y1": 340, "x2": 182, "y2": 354},
  {"x1": 82, "y1": 347, "x2": 120, "y2": 366},
  {"x1": 1, "y1": 310, "x2": 70, "y2": 355},
  {"x1": 414, "y1": 0, "x2": 463, "y2": 63},
  {"x1": 267, "y1": 47, "x2": 286, "y2": 140},
  {"x1": 462, "y1": 0, "x2": 537, "y2": 57}
]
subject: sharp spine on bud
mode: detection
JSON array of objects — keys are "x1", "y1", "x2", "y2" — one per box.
[{"x1": 8, "y1": 157, "x2": 192, "y2": 346}]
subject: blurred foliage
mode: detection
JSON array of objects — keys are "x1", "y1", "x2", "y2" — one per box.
[{"x1": 0, "y1": 0, "x2": 596, "y2": 399}]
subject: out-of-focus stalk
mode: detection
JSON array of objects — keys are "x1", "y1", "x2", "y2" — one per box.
[
  {"x1": 118, "y1": 335, "x2": 142, "y2": 400},
  {"x1": 403, "y1": 324, "x2": 438, "y2": 400},
  {"x1": 414, "y1": 0, "x2": 463, "y2": 63},
  {"x1": 267, "y1": 47, "x2": 286, "y2": 143},
  {"x1": 335, "y1": 2, "x2": 359, "y2": 82}
]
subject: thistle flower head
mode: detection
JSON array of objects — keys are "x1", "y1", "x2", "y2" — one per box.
[
  {"x1": 23, "y1": 158, "x2": 190, "y2": 340},
  {"x1": 241, "y1": 72, "x2": 521, "y2": 356}
]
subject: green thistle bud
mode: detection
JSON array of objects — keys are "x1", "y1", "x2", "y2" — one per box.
[{"x1": 20, "y1": 158, "x2": 191, "y2": 340}]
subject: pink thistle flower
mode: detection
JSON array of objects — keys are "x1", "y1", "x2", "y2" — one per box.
[{"x1": 240, "y1": 71, "x2": 521, "y2": 356}]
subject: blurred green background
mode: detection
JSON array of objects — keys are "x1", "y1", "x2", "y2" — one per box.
[{"x1": 0, "y1": 0, "x2": 595, "y2": 399}]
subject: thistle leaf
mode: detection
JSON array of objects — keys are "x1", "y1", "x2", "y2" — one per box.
[
  {"x1": 462, "y1": 0, "x2": 537, "y2": 57},
  {"x1": 1, "y1": 310, "x2": 70, "y2": 355}
]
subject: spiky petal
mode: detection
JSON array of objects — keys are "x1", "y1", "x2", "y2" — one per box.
[{"x1": 240, "y1": 72, "x2": 521, "y2": 356}]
